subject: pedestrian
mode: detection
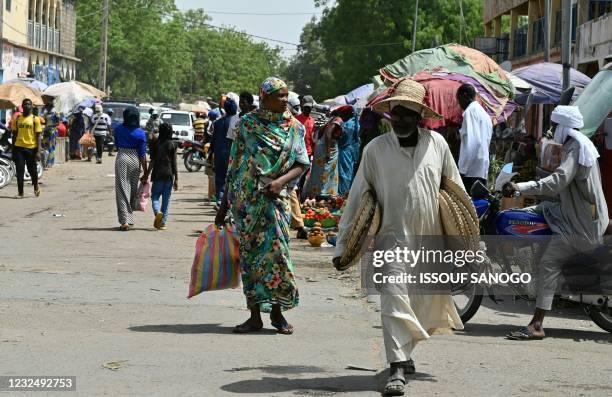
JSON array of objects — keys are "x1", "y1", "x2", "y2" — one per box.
[
  {"x1": 114, "y1": 106, "x2": 149, "y2": 231},
  {"x1": 215, "y1": 77, "x2": 310, "y2": 334},
  {"x1": 505, "y1": 106, "x2": 609, "y2": 340},
  {"x1": 91, "y1": 104, "x2": 112, "y2": 164},
  {"x1": 193, "y1": 112, "x2": 207, "y2": 142},
  {"x1": 143, "y1": 122, "x2": 178, "y2": 230},
  {"x1": 105, "y1": 109, "x2": 115, "y2": 157},
  {"x1": 41, "y1": 103, "x2": 58, "y2": 169},
  {"x1": 204, "y1": 109, "x2": 220, "y2": 204},
  {"x1": 68, "y1": 108, "x2": 85, "y2": 160},
  {"x1": 209, "y1": 97, "x2": 237, "y2": 207},
  {"x1": 238, "y1": 92, "x2": 255, "y2": 117},
  {"x1": 145, "y1": 110, "x2": 161, "y2": 148},
  {"x1": 333, "y1": 79, "x2": 464, "y2": 396},
  {"x1": 338, "y1": 107, "x2": 361, "y2": 196},
  {"x1": 456, "y1": 83, "x2": 493, "y2": 194},
  {"x1": 10, "y1": 98, "x2": 42, "y2": 198},
  {"x1": 296, "y1": 95, "x2": 316, "y2": 158},
  {"x1": 301, "y1": 105, "x2": 353, "y2": 200},
  {"x1": 83, "y1": 107, "x2": 95, "y2": 161}
]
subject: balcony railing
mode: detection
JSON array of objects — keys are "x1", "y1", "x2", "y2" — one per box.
[
  {"x1": 513, "y1": 26, "x2": 528, "y2": 58},
  {"x1": 473, "y1": 36, "x2": 509, "y2": 63},
  {"x1": 532, "y1": 17, "x2": 545, "y2": 53},
  {"x1": 26, "y1": 20, "x2": 61, "y2": 53}
]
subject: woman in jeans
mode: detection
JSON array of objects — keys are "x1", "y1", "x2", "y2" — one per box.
[{"x1": 143, "y1": 122, "x2": 178, "y2": 230}]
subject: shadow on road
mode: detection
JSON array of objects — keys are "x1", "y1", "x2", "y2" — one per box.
[
  {"x1": 456, "y1": 322, "x2": 612, "y2": 344},
  {"x1": 220, "y1": 369, "x2": 435, "y2": 395},
  {"x1": 62, "y1": 227, "x2": 158, "y2": 232},
  {"x1": 223, "y1": 365, "x2": 327, "y2": 375},
  {"x1": 128, "y1": 323, "x2": 276, "y2": 335}
]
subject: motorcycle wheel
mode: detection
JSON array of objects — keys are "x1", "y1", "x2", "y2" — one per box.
[
  {"x1": 453, "y1": 284, "x2": 484, "y2": 324},
  {"x1": 0, "y1": 165, "x2": 10, "y2": 188},
  {"x1": 184, "y1": 151, "x2": 202, "y2": 172},
  {"x1": 586, "y1": 306, "x2": 612, "y2": 333}
]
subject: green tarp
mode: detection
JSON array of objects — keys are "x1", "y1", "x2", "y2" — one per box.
[{"x1": 572, "y1": 67, "x2": 612, "y2": 138}]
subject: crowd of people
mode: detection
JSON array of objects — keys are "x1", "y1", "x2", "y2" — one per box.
[{"x1": 4, "y1": 74, "x2": 609, "y2": 396}]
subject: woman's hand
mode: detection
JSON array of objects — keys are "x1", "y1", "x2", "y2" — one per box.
[
  {"x1": 215, "y1": 198, "x2": 229, "y2": 227},
  {"x1": 263, "y1": 179, "x2": 283, "y2": 198},
  {"x1": 140, "y1": 174, "x2": 148, "y2": 184}
]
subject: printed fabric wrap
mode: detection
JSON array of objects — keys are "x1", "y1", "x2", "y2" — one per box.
[
  {"x1": 224, "y1": 109, "x2": 309, "y2": 312},
  {"x1": 188, "y1": 224, "x2": 241, "y2": 297}
]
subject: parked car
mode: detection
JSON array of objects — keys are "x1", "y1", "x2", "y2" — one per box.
[
  {"x1": 102, "y1": 102, "x2": 134, "y2": 131},
  {"x1": 159, "y1": 110, "x2": 196, "y2": 142}
]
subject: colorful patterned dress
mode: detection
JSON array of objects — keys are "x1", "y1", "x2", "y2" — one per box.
[
  {"x1": 225, "y1": 109, "x2": 310, "y2": 312},
  {"x1": 301, "y1": 117, "x2": 343, "y2": 199}
]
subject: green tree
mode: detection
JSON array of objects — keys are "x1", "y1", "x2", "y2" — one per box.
[{"x1": 287, "y1": 0, "x2": 484, "y2": 100}]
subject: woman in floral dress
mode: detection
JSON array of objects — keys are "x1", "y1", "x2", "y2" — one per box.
[
  {"x1": 215, "y1": 77, "x2": 310, "y2": 334},
  {"x1": 301, "y1": 105, "x2": 354, "y2": 200}
]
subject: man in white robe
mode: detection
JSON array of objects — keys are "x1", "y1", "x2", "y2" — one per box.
[{"x1": 333, "y1": 79, "x2": 464, "y2": 396}]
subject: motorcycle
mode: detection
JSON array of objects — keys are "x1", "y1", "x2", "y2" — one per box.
[
  {"x1": 452, "y1": 163, "x2": 612, "y2": 333},
  {"x1": 0, "y1": 128, "x2": 44, "y2": 185},
  {"x1": 182, "y1": 140, "x2": 208, "y2": 172}
]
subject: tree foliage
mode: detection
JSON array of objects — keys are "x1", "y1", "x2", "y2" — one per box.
[
  {"x1": 285, "y1": 0, "x2": 484, "y2": 100},
  {"x1": 75, "y1": 0, "x2": 285, "y2": 102}
]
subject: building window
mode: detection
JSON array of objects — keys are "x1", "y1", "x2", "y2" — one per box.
[{"x1": 6, "y1": 0, "x2": 11, "y2": 12}]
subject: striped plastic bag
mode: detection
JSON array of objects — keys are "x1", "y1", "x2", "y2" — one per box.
[{"x1": 188, "y1": 224, "x2": 241, "y2": 298}]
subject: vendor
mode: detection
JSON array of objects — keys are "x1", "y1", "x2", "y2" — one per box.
[{"x1": 504, "y1": 106, "x2": 609, "y2": 340}]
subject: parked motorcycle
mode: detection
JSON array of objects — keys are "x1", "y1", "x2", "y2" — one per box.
[
  {"x1": 0, "y1": 128, "x2": 43, "y2": 186},
  {"x1": 452, "y1": 163, "x2": 612, "y2": 333},
  {"x1": 182, "y1": 140, "x2": 208, "y2": 172}
]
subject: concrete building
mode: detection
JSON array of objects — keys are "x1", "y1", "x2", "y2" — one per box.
[
  {"x1": 478, "y1": 0, "x2": 611, "y2": 76},
  {"x1": 0, "y1": 0, "x2": 79, "y2": 84}
]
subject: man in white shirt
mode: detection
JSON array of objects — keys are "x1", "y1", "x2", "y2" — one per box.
[
  {"x1": 91, "y1": 104, "x2": 112, "y2": 164},
  {"x1": 457, "y1": 83, "x2": 493, "y2": 195}
]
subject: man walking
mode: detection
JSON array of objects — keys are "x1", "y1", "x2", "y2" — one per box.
[
  {"x1": 91, "y1": 104, "x2": 112, "y2": 164},
  {"x1": 10, "y1": 98, "x2": 42, "y2": 198},
  {"x1": 296, "y1": 95, "x2": 316, "y2": 159},
  {"x1": 333, "y1": 79, "x2": 464, "y2": 396},
  {"x1": 456, "y1": 83, "x2": 493, "y2": 194}
]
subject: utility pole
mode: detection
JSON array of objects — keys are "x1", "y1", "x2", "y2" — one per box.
[
  {"x1": 98, "y1": 0, "x2": 109, "y2": 92},
  {"x1": 411, "y1": 0, "x2": 419, "y2": 52},
  {"x1": 544, "y1": 0, "x2": 550, "y2": 62},
  {"x1": 561, "y1": 0, "x2": 571, "y2": 90}
]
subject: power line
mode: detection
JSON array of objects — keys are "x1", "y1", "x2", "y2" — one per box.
[{"x1": 199, "y1": 11, "x2": 322, "y2": 16}]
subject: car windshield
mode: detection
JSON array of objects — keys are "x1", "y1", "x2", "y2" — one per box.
[
  {"x1": 104, "y1": 104, "x2": 130, "y2": 122},
  {"x1": 161, "y1": 113, "x2": 191, "y2": 126},
  {"x1": 140, "y1": 112, "x2": 150, "y2": 120}
]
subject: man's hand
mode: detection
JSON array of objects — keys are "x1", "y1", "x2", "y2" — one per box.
[
  {"x1": 173, "y1": 180, "x2": 179, "y2": 191},
  {"x1": 35, "y1": 151, "x2": 41, "y2": 162},
  {"x1": 332, "y1": 257, "x2": 342, "y2": 270},
  {"x1": 502, "y1": 182, "x2": 519, "y2": 198},
  {"x1": 263, "y1": 179, "x2": 283, "y2": 198}
]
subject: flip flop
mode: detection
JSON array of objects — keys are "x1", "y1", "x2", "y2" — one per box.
[
  {"x1": 233, "y1": 321, "x2": 263, "y2": 334},
  {"x1": 271, "y1": 319, "x2": 294, "y2": 335},
  {"x1": 506, "y1": 326, "x2": 545, "y2": 340}
]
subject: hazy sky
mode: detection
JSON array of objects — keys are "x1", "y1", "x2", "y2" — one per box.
[{"x1": 175, "y1": 0, "x2": 324, "y2": 57}]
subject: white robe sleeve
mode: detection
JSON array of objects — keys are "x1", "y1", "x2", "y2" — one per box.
[
  {"x1": 519, "y1": 142, "x2": 579, "y2": 197},
  {"x1": 334, "y1": 144, "x2": 375, "y2": 259}
]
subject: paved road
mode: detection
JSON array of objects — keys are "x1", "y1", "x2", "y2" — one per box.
[{"x1": 1, "y1": 159, "x2": 611, "y2": 396}]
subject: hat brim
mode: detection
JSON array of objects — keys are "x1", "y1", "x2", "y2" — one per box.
[{"x1": 372, "y1": 97, "x2": 442, "y2": 120}]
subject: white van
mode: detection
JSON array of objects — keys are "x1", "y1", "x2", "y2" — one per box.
[{"x1": 159, "y1": 111, "x2": 196, "y2": 142}]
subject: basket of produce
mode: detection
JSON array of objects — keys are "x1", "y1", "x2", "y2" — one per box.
[{"x1": 307, "y1": 222, "x2": 326, "y2": 247}]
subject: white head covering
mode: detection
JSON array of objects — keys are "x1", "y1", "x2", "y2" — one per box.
[{"x1": 552, "y1": 105, "x2": 599, "y2": 167}]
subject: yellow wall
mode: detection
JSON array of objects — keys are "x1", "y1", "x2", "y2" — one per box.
[{"x1": 3, "y1": 0, "x2": 29, "y2": 44}]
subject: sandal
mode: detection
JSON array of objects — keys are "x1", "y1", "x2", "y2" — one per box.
[
  {"x1": 119, "y1": 224, "x2": 130, "y2": 231},
  {"x1": 34, "y1": 187, "x2": 41, "y2": 197},
  {"x1": 384, "y1": 366, "x2": 406, "y2": 396},
  {"x1": 271, "y1": 319, "x2": 294, "y2": 335},
  {"x1": 233, "y1": 320, "x2": 263, "y2": 334},
  {"x1": 506, "y1": 326, "x2": 545, "y2": 340},
  {"x1": 403, "y1": 359, "x2": 415, "y2": 375}
]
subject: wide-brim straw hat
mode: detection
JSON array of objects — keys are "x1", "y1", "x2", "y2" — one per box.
[{"x1": 372, "y1": 78, "x2": 442, "y2": 120}]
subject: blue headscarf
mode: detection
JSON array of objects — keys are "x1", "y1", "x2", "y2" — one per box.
[{"x1": 224, "y1": 98, "x2": 238, "y2": 116}]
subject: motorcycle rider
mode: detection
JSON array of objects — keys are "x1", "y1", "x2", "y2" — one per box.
[{"x1": 504, "y1": 106, "x2": 609, "y2": 340}]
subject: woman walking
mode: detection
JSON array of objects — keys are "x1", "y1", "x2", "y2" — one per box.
[
  {"x1": 114, "y1": 106, "x2": 148, "y2": 231},
  {"x1": 68, "y1": 108, "x2": 85, "y2": 160},
  {"x1": 143, "y1": 123, "x2": 178, "y2": 230},
  {"x1": 302, "y1": 105, "x2": 353, "y2": 200},
  {"x1": 215, "y1": 77, "x2": 310, "y2": 334}
]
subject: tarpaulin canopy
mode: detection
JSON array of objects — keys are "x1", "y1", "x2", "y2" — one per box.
[
  {"x1": 344, "y1": 84, "x2": 374, "y2": 105},
  {"x1": 572, "y1": 64, "x2": 612, "y2": 138},
  {"x1": 0, "y1": 82, "x2": 44, "y2": 109},
  {"x1": 512, "y1": 62, "x2": 591, "y2": 105},
  {"x1": 368, "y1": 73, "x2": 517, "y2": 130},
  {"x1": 378, "y1": 44, "x2": 515, "y2": 99}
]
